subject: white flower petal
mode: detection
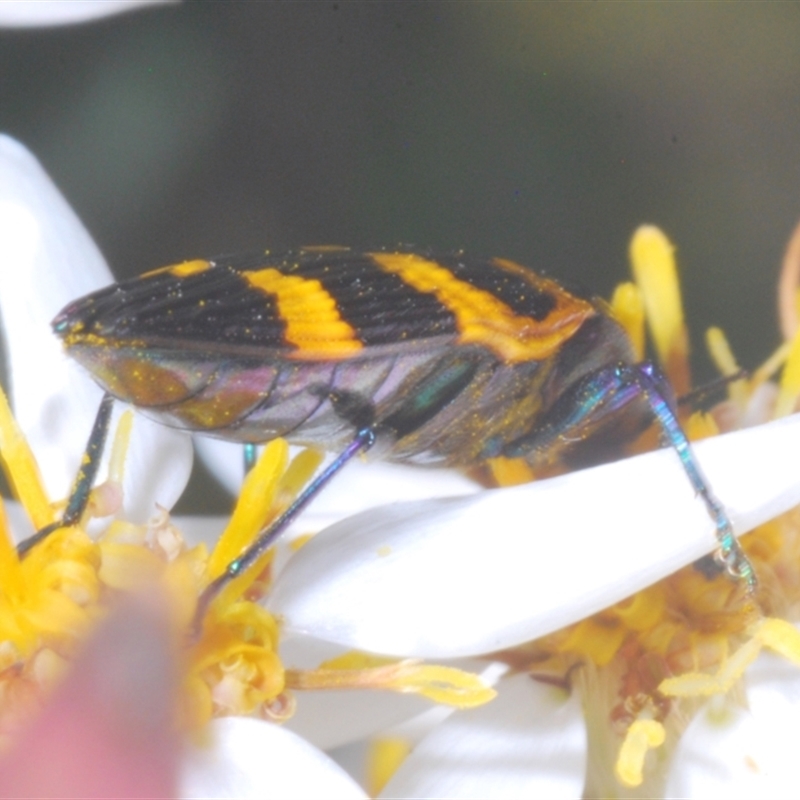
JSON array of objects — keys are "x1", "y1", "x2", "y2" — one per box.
[
  {"x1": 379, "y1": 673, "x2": 585, "y2": 799},
  {"x1": 2, "y1": 499, "x2": 34, "y2": 544},
  {"x1": 118, "y1": 409, "x2": 193, "y2": 521},
  {"x1": 192, "y1": 438, "x2": 246, "y2": 496},
  {"x1": 0, "y1": 134, "x2": 111, "y2": 497},
  {"x1": 195, "y1": 436, "x2": 479, "y2": 509},
  {"x1": 0, "y1": 0, "x2": 173, "y2": 27},
  {"x1": 270, "y1": 415, "x2": 800, "y2": 657},
  {"x1": 172, "y1": 514, "x2": 228, "y2": 549},
  {"x1": 666, "y1": 651, "x2": 800, "y2": 798},
  {"x1": 287, "y1": 684, "x2": 438, "y2": 753},
  {"x1": 180, "y1": 717, "x2": 367, "y2": 800},
  {"x1": 0, "y1": 135, "x2": 192, "y2": 516}
]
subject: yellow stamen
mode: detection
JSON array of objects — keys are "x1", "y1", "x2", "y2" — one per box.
[
  {"x1": 287, "y1": 652, "x2": 496, "y2": 709},
  {"x1": 657, "y1": 617, "x2": 800, "y2": 700},
  {"x1": 84, "y1": 415, "x2": 132, "y2": 520},
  {"x1": 206, "y1": 442, "x2": 326, "y2": 610},
  {"x1": 187, "y1": 600, "x2": 284, "y2": 723},
  {"x1": 615, "y1": 718, "x2": 666, "y2": 788},
  {"x1": 206, "y1": 439, "x2": 289, "y2": 580},
  {"x1": 755, "y1": 617, "x2": 800, "y2": 665},
  {"x1": 684, "y1": 410, "x2": 719, "y2": 442},
  {"x1": 706, "y1": 326, "x2": 738, "y2": 377},
  {"x1": 751, "y1": 340, "x2": 791, "y2": 388},
  {"x1": 777, "y1": 217, "x2": 800, "y2": 340},
  {"x1": 289, "y1": 533, "x2": 314, "y2": 551},
  {"x1": 659, "y1": 637, "x2": 761, "y2": 697},
  {"x1": 706, "y1": 327, "x2": 748, "y2": 408},
  {"x1": 629, "y1": 225, "x2": 690, "y2": 395},
  {"x1": 0, "y1": 495, "x2": 24, "y2": 603},
  {"x1": 0, "y1": 393, "x2": 299, "y2": 736},
  {"x1": 610, "y1": 281, "x2": 646, "y2": 361},
  {"x1": 0, "y1": 385, "x2": 54, "y2": 530},
  {"x1": 107, "y1": 410, "x2": 133, "y2": 485},
  {"x1": 775, "y1": 326, "x2": 800, "y2": 417},
  {"x1": 366, "y1": 737, "x2": 411, "y2": 797},
  {"x1": 275, "y1": 448, "x2": 324, "y2": 506}
]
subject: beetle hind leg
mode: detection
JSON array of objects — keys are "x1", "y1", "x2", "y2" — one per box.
[{"x1": 504, "y1": 361, "x2": 755, "y2": 591}]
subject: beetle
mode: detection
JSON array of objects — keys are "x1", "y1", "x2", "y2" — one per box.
[{"x1": 41, "y1": 247, "x2": 753, "y2": 614}]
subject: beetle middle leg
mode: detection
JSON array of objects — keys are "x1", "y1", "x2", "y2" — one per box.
[{"x1": 194, "y1": 353, "x2": 486, "y2": 626}]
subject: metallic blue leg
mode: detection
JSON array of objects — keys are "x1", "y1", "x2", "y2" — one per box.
[
  {"x1": 625, "y1": 363, "x2": 754, "y2": 588},
  {"x1": 193, "y1": 425, "x2": 377, "y2": 628},
  {"x1": 506, "y1": 361, "x2": 755, "y2": 590},
  {"x1": 243, "y1": 442, "x2": 257, "y2": 474}
]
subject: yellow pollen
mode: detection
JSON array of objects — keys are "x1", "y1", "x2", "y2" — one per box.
[{"x1": 615, "y1": 718, "x2": 666, "y2": 788}]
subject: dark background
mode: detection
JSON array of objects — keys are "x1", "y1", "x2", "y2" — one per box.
[{"x1": 2, "y1": 2, "x2": 799, "y2": 507}]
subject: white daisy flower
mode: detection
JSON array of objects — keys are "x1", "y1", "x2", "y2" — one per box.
[{"x1": 4, "y1": 132, "x2": 800, "y2": 798}]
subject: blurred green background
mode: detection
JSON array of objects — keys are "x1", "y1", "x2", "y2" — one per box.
[{"x1": 2, "y1": 2, "x2": 799, "y2": 507}]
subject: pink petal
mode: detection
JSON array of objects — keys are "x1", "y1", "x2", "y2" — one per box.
[{"x1": 0, "y1": 591, "x2": 181, "y2": 798}]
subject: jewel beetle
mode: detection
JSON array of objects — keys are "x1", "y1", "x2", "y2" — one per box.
[{"x1": 39, "y1": 247, "x2": 754, "y2": 616}]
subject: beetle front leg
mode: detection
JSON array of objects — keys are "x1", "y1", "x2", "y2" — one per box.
[{"x1": 17, "y1": 393, "x2": 115, "y2": 557}]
